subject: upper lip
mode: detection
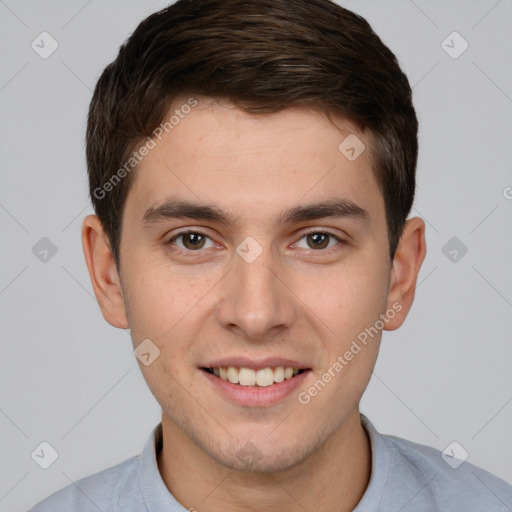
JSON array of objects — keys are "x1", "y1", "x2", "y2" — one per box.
[{"x1": 201, "y1": 357, "x2": 310, "y2": 370}]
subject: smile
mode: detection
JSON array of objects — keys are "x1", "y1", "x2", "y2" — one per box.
[{"x1": 202, "y1": 366, "x2": 306, "y2": 387}]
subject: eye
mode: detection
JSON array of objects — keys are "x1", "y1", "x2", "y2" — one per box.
[
  {"x1": 167, "y1": 230, "x2": 216, "y2": 252},
  {"x1": 294, "y1": 231, "x2": 342, "y2": 251},
  {"x1": 166, "y1": 229, "x2": 344, "y2": 255}
]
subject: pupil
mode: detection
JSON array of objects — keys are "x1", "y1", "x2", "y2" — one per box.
[
  {"x1": 185, "y1": 233, "x2": 205, "y2": 249},
  {"x1": 308, "y1": 233, "x2": 328, "y2": 249}
]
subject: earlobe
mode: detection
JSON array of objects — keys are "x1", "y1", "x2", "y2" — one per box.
[
  {"x1": 384, "y1": 216, "x2": 426, "y2": 331},
  {"x1": 81, "y1": 214, "x2": 129, "y2": 329}
]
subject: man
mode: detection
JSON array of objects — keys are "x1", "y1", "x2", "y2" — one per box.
[{"x1": 29, "y1": 0, "x2": 512, "y2": 510}]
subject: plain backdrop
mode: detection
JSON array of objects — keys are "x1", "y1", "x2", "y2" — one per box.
[{"x1": 1, "y1": 1, "x2": 511, "y2": 510}]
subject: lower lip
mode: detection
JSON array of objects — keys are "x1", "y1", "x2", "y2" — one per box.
[{"x1": 200, "y1": 369, "x2": 311, "y2": 406}]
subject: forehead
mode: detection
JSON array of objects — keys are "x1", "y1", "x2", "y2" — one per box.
[{"x1": 124, "y1": 100, "x2": 385, "y2": 231}]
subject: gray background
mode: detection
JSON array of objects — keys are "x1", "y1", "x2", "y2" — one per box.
[{"x1": 1, "y1": 0, "x2": 511, "y2": 510}]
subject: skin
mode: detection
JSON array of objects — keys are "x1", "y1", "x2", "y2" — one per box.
[{"x1": 82, "y1": 99, "x2": 426, "y2": 512}]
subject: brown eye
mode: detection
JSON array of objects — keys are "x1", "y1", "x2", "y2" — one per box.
[
  {"x1": 182, "y1": 232, "x2": 206, "y2": 250},
  {"x1": 306, "y1": 232, "x2": 330, "y2": 250},
  {"x1": 294, "y1": 231, "x2": 343, "y2": 252},
  {"x1": 169, "y1": 231, "x2": 214, "y2": 251}
]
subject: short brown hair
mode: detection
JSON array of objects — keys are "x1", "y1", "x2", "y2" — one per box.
[{"x1": 86, "y1": 0, "x2": 418, "y2": 269}]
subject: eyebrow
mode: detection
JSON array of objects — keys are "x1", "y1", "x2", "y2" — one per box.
[{"x1": 141, "y1": 196, "x2": 369, "y2": 227}]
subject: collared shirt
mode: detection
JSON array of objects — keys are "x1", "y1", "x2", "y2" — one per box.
[{"x1": 28, "y1": 415, "x2": 512, "y2": 511}]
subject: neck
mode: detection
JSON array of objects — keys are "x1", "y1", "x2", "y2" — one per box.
[{"x1": 156, "y1": 410, "x2": 372, "y2": 512}]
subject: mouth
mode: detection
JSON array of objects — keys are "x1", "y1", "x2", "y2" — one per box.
[{"x1": 201, "y1": 366, "x2": 308, "y2": 387}]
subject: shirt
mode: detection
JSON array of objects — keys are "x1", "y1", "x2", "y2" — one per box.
[{"x1": 28, "y1": 414, "x2": 512, "y2": 511}]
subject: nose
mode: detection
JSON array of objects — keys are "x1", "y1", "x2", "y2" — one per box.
[{"x1": 214, "y1": 241, "x2": 296, "y2": 342}]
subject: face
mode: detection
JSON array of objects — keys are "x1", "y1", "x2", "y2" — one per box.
[{"x1": 86, "y1": 99, "x2": 422, "y2": 473}]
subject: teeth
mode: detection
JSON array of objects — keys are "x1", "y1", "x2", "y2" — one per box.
[
  {"x1": 227, "y1": 366, "x2": 239, "y2": 384},
  {"x1": 211, "y1": 366, "x2": 302, "y2": 386},
  {"x1": 239, "y1": 368, "x2": 256, "y2": 385},
  {"x1": 256, "y1": 368, "x2": 274, "y2": 387},
  {"x1": 274, "y1": 366, "x2": 285, "y2": 382}
]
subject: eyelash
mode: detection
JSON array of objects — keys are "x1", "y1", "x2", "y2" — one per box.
[{"x1": 166, "y1": 229, "x2": 344, "y2": 256}]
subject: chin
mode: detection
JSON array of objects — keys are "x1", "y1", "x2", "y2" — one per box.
[{"x1": 207, "y1": 436, "x2": 317, "y2": 473}]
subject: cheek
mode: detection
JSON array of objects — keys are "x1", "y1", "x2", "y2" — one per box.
[
  {"x1": 124, "y1": 257, "x2": 203, "y2": 339},
  {"x1": 323, "y1": 263, "x2": 390, "y2": 334},
  {"x1": 122, "y1": 258, "x2": 218, "y2": 379}
]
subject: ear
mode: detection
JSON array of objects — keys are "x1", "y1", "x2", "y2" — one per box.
[
  {"x1": 81, "y1": 214, "x2": 129, "y2": 329},
  {"x1": 384, "y1": 216, "x2": 426, "y2": 331}
]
